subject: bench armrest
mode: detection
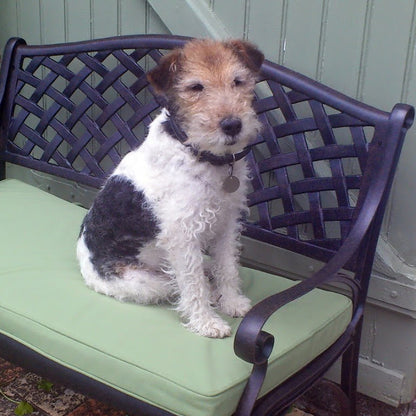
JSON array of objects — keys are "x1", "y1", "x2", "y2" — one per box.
[
  {"x1": 234, "y1": 251, "x2": 358, "y2": 364},
  {"x1": 234, "y1": 102, "x2": 415, "y2": 365}
]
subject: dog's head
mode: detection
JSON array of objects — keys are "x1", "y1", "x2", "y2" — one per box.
[{"x1": 147, "y1": 39, "x2": 264, "y2": 156}]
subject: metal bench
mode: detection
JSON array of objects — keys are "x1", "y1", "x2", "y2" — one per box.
[{"x1": 0, "y1": 34, "x2": 413, "y2": 416}]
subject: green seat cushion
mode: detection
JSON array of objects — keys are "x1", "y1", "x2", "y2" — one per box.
[{"x1": 0, "y1": 179, "x2": 352, "y2": 416}]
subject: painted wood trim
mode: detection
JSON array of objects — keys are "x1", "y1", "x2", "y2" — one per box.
[
  {"x1": 325, "y1": 357, "x2": 406, "y2": 407},
  {"x1": 147, "y1": 0, "x2": 231, "y2": 38}
]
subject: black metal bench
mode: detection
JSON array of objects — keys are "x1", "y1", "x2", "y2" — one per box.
[{"x1": 0, "y1": 34, "x2": 413, "y2": 416}]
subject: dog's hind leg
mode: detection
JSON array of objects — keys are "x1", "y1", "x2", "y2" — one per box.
[
  {"x1": 111, "y1": 266, "x2": 174, "y2": 304},
  {"x1": 77, "y1": 235, "x2": 173, "y2": 304}
]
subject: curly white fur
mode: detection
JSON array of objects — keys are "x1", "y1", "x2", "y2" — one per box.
[
  {"x1": 77, "y1": 38, "x2": 264, "y2": 338},
  {"x1": 77, "y1": 110, "x2": 253, "y2": 338}
]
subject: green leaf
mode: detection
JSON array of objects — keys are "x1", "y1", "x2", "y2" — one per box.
[
  {"x1": 14, "y1": 401, "x2": 34, "y2": 415},
  {"x1": 37, "y1": 379, "x2": 53, "y2": 392}
]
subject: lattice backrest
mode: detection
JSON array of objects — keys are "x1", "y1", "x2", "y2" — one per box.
[
  {"x1": 0, "y1": 36, "x2": 184, "y2": 187},
  {"x1": 0, "y1": 35, "x2": 411, "y2": 267},
  {"x1": 242, "y1": 62, "x2": 408, "y2": 267}
]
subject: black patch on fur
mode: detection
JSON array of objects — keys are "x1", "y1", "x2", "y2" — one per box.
[{"x1": 81, "y1": 175, "x2": 160, "y2": 279}]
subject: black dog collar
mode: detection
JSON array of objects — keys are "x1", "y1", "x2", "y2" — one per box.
[{"x1": 164, "y1": 113, "x2": 251, "y2": 166}]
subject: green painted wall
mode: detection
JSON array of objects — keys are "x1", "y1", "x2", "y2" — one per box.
[
  {"x1": 0, "y1": 0, "x2": 169, "y2": 46},
  {"x1": 1, "y1": 0, "x2": 416, "y2": 406}
]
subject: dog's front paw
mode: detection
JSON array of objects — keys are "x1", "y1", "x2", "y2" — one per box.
[
  {"x1": 187, "y1": 315, "x2": 232, "y2": 338},
  {"x1": 218, "y1": 294, "x2": 252, "y2": 318}
]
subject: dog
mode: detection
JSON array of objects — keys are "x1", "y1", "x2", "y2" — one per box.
[{"x1": 76, "y1": 38, "x2": 264, "y2": 338}]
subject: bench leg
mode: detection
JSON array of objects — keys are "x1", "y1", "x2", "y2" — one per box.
[
  {"x1": 0, "y1": 161, "x2": 5, "y2": 180},
  {"x1": 340, "y1": 319, "x2": 363, "y2": 416}
]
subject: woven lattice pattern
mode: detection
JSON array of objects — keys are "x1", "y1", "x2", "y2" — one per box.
[
  {"x1": 4, "y1": 42, "x2": 376, "y2": 256},
  {"x1": 246, "y1": 79, "x2": 373, "y2": 252},
  {"x1": 9, "y1": 47, "x2": 163, "y2": 178}
]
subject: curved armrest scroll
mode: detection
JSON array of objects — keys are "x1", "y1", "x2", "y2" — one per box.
[{"x1": 234, "y1": 262, "x2": 340, "y2": 364}]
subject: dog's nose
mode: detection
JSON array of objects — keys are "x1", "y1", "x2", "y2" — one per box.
[{"x1": 220, "y1": 117, "x2": 242, "y2": 137}]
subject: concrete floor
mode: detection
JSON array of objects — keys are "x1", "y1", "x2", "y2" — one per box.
[{"x1": 0, "y1": 356, "x2": 414, "y2": 416}]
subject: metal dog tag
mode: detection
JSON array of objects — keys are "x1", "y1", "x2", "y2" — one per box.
[
  {"x1": 222, "y1": 162, "x2": 240, "y2": 193},
  {"x1": 222, "y1": 175, "x2": 240, "y2": 193}
]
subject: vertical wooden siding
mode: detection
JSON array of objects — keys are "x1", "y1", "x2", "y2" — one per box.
[
  {"x1": 0, "y1": 0, "x2": 170, "y2": 48},
  {"x1": 210, "y1": 0, "x2": 416, "y2": 107}
]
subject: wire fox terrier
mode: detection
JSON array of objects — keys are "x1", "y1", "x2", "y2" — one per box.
[{"x1": 77, "y1": 38, "x2": 264, "y2": 338}]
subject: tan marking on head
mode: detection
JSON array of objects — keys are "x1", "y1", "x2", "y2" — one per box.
[{"x1": 147, "y1": 39, "x2": 264, "y2": 155}]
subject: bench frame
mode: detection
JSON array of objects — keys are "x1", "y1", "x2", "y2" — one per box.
[{"x1": 0, "y1": 34, "x2": 414, "y2": 416}]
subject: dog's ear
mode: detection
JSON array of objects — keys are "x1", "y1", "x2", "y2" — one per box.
[
  {"x1": 147, "y1": 49, "x2": 182, "y2": 95},
  {"x1": 226, "y1": 40, "x2": 264, "y2": 72}
]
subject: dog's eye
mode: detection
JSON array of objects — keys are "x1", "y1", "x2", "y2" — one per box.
[
  {"x1": 189, "y1": 83, "x2": 204, "y2": 92},
  {"x1": 233, "y1": 78, "x2": 244, "y2": 87}
]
